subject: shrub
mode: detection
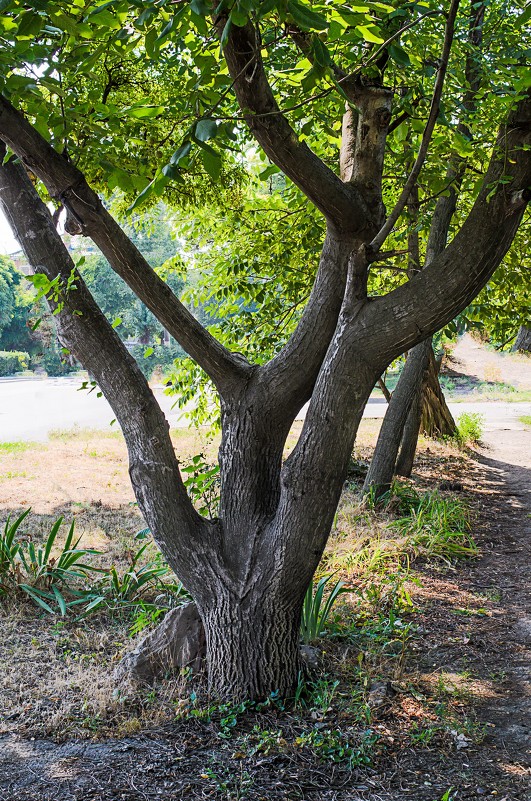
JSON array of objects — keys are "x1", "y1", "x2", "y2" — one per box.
[
  {"x1": 455, "y1": 412, "x2": 484, "y2": 444},
  {"x1": 0, "y1": 350, "x2": 29, "y2": 376}
]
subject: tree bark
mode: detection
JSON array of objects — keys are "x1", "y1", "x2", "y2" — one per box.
[
  {"x1": 419, "y1": 348, "x2": 456, "y2": 438},
  {"x1": 363, "y1": 340, "x2": 431, "y2": 499},
  {"x1": 395, "y1": 343, "x2": 456, "y2": 477},
  {"x1": 513, "y1": 324, "x2": 531, "y2": 353},
  {"x1": 199, "y1": 587, "x2": 303, "y2": 700}
]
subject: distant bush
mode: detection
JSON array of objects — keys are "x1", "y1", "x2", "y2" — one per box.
[
  {"x1": 456, "y1": 412, "x2": 484, "y2": 444},
  {"x1": 0, "y1": 350, "x2": 29, "y2": 376},
  {"x1": 40, "y1": 346, "x2": 76, "y2": 377}
]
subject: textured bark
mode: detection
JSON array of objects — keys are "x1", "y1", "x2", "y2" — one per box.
[
  {"x1": 199, "y1": 588, "x2": 303, "y2": 699},
  {"x1": 513, "y1": 325, "x2": 531, "y2": 353},
  {"x1": 420, "y1": 349, "x2": 457, "y2": 438},
  {"x1": 395, "y1": 344, "x2": 456, "y2": 477},
  {"x1": 395, "y1": 381, "x2": 424, "y2": 478},
  {"x1": 363, "y1": 340, "x2": 431, "y2": 499}
]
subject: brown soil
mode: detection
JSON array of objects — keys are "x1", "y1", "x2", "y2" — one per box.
[{"x1": 0, "y1": 418, "x2": 530, "y2": 799}]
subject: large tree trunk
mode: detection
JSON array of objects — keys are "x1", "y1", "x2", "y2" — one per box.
[
  {"x1": 200, "y1": 588, "x2": 303, "y2": 699},
  {"x1": 513, "y1": 324, "x2": 531, "y2": 352}
]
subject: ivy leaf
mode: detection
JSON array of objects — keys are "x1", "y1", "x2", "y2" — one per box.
[{"x1": 287, "y1": 0, "x2": 328, "y2": 31}]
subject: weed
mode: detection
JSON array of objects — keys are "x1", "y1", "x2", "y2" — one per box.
[
  {"x1": 82, "y1": 544, "x2": 179, "y2": 615},
  {"x1": 0, "y1": 441, "x2": 40, "y2": 454},
  {"x1": 295, "y1": 726, "x2": 378, "y2": 767},
  {"x1": 301, "y1": 574, "x2": 354, "y2": 644},
  {"x1": 519, "y1": 414, "x2": 531, "y2": 427},
  {"x1": 389, "y1": 492, "x2": 476, "y2": 565},
  {"x1": 455, "y1": 412, "x2": 484, "y2": 444}
]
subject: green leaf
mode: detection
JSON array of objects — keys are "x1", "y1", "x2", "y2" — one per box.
[
  {"x1": 287, "y1": 0, "x2": 328, "y2": 31},
  {"x1": 355, "y1": 24, "x2": 384, "y2": 43},
  {"x1": 312, "y1": 37, "x2": 332, "y2": 67},
  {"x1": 123, "y1": 105, "x2": 165, "y2": 119},
  {"x1": 201, "y1": 148, "x2": 222, "y2": 181},
  {"x1": 191, "y1": 0, "x2": 211, "y2": 15},
  {"x1": 170, "y1": 141, "x2": 192, "y2": 164},
  {"x1": 388, "y1": 43, "x2": 410, "y2": 67},
  {"x1": 259, "y1": 164, "x2": 280, "y2": 181},
  {"x1": 220, "y1": 17, "x2": 232, "y2": 49},
  {"x1": 143, "y1": 347, "x2": 154, "y2": 357},
  {"x1": 516, "y1": 6, "x2": 531, "y2": 27},
  {"x1": 194, "y1": 118, "x2": 218, "y2": 143}
]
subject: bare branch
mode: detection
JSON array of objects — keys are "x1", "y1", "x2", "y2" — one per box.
[{"x1": 0, "y1": 96, "x2": 251, "y2": 396}]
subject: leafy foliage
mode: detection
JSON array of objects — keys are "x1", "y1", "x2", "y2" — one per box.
[
  {"x1": 0, "y1": 510, "x2": 101, "y2": 615},
  {"x1": 455, "y1": 412, "x2": 485, "y2": 444}
]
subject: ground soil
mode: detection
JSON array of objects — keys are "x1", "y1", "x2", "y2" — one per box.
[{"x1": 0, "y1": 345, "x2": 530, "y2": 801}]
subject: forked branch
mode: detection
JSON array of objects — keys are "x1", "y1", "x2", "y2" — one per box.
[{"x1": 220, "y1": 19, "x2": 372, "y2": 235}]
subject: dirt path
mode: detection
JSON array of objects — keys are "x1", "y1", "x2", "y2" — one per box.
[{"x1": 452, "y1": 334, "x2": 531, "y2": 391}]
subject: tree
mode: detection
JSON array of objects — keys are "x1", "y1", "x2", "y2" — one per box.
[{"x1": 0, "y1": 0, "x2": 529, "y2": 700}]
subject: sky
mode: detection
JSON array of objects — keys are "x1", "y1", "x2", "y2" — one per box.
[{"x1": 0, "y1": 208, "x2": 19, "y2": 254}]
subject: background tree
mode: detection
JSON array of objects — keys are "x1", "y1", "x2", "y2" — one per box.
[{"x1": 0, "y1": 0, "x2": 529, "y2": 700}]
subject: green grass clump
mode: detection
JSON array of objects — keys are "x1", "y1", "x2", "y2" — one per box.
[
  {"x1": 0, "y1": 441, "x2": 41, "y2": 454},
  {"x1": 519, "y1": 415, "x2": 531, "y2": 427},
  {"x1": 455, "y1": 412, "x2": 484, "y2": 444},
  {"x1": 389, "y1": 492, "x2": 476, "y2": 564}
]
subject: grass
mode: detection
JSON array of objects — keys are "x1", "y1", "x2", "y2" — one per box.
[
  {"x1": 519, "y1": 415, "x2": 531, "y2": 427},
  {"x1": 0, "y1": 422, "x2": 482, "y2": 757},
  {"x1": 0, "y1": 441, "x2": 42, "y2": 454}
]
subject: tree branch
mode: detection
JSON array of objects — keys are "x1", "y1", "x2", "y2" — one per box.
[
  {"x1": 0, "y1": 150, "x2": 216, "y2": 592},
  {"x1": 365, "y1": 88, "x2": 531, "y2": 363},
  {"x1": 369, "y1": 0, "x2": 461, "y2": 254},
  {"x1": 219, "y1": 19, "x2": 373, "y2": 236},
  {"x1": 0, "y1": 96, "x2": 251, "y2": 396}
]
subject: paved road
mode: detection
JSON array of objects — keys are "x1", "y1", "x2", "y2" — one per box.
[
  {"x1": 1, "y1": 376, "x2": 530, "y2": 442},
  {"x1": 0, "y1": 376, "x2": 187, "y2": 441}
]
